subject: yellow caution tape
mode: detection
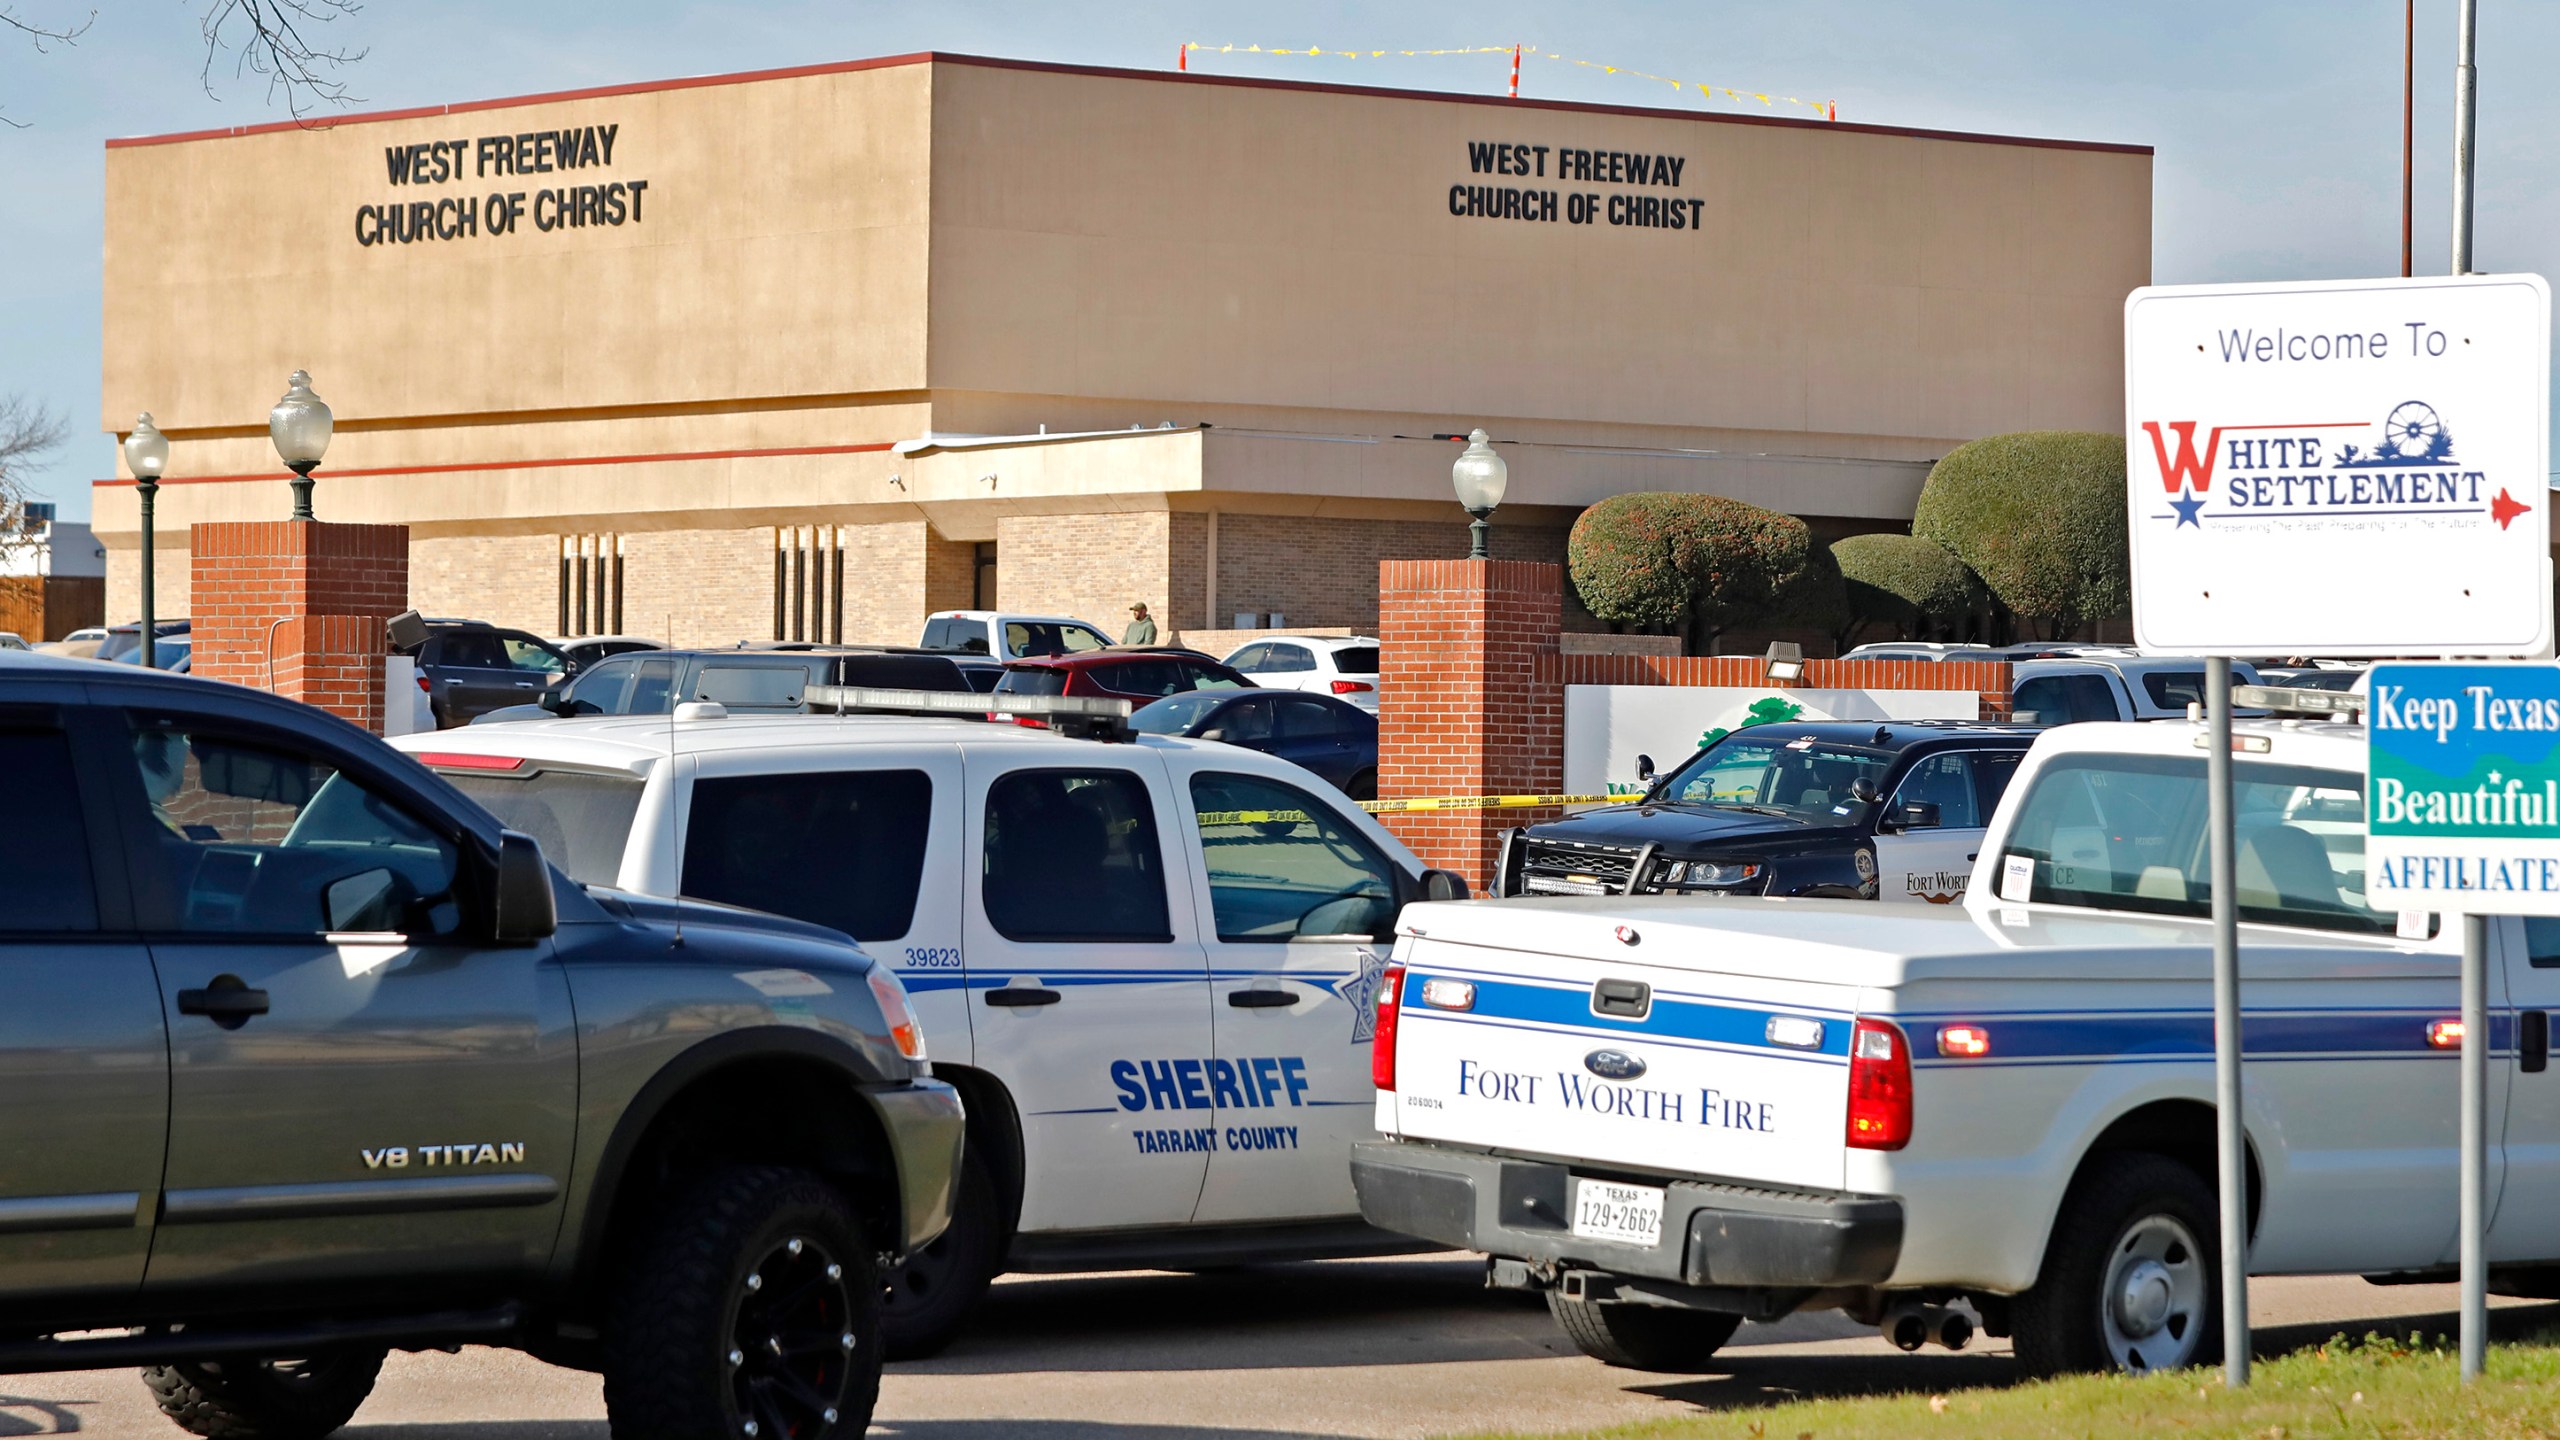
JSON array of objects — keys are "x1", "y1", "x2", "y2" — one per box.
[
  {"x1": 1193, "y1": 794, "x2": 1611, "y2": 826},
  {"x1": 1359, "y1": 793, "x2": 1611, "y2": 814}
]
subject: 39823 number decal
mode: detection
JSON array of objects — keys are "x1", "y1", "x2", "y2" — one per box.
[{"x1": 901, "y1": 947, "x2": 962, "y2": 969}]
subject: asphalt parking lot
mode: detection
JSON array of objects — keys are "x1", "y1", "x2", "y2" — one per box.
[{"x1": 2, "y1": 1256, "x2": 2551, "y2": 1439}]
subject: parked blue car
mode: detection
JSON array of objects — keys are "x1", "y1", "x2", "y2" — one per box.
[{"x1": 1130, "y1": 688, "x2": 1379, "y2": 799}]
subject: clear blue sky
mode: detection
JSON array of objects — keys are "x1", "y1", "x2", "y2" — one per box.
[{"x1": 6, "y1": 0, "x2": 2554, "y2": 522}]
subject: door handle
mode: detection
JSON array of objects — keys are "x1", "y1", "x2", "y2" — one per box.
[
  {"x1": 176, "y1": 975, "x2": 270, "y2": 1030},
  {"x1": 2523, "y1": 1010, "x2": 2549, "y2": 1074},
  {"x1": 1228, "y1": 989, "x2": 1297, "y2": 1009},
  {"x1": 984, "y1": 987, "x2": 1062, "y2": 1007}
]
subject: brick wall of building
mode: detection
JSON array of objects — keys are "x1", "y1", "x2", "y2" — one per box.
[
  {"x1": 924, "y1": 533, "x2": 979, "y2": 616},
  {"x1": 996, "y1": 512, "x2": 1174, "y2": 638},
  {"x1": 1374, "y1": 558, "x2": 1564, "y2": 892},
  {"x1": 831, "y1": 521, "x2": 928, "y2": 646},
  {"x1": 412, "y1": 534, "x2": 559, "y2": 635},
  {"x1": 105, "y1": 542, "x2": 194, "y2": 626},
  {"x1": 189, "y1": 521, "x2": 409, "y2": 731},
  {"x1": 1213, "y1": 514, "x2": 1597, "y2": 634},
  {"x1": 619, "y1": 528, "x2": 776, "y2": 649}
]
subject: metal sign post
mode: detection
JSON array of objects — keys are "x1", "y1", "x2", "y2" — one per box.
[
  {"x1": 2461, "y1": 911, "x2": 2489, "y2": 1382},
  {"x1": 2205, "y1": 657, "x2": 2248, "y2": 1386}
]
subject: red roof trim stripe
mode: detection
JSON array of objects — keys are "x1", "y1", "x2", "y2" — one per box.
[
  {"x1": 92, "y1": 439, "x2": 896, "y2": 488},
  {"x1": 104, "y1": 50, "x2": 2150, "y2": 158}
]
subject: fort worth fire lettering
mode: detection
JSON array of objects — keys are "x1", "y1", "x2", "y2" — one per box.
[{"x1": 1452, "y1": 1059, "x2": 1777, "y2": 1133}]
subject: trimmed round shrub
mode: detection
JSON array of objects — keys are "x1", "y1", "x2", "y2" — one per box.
[
  {"x1": 1775, "y1": 531, "x2": 1851, "y2": 641},
  {"x1": 1833, "y1": 532, "x2": 1982, "y2": 640},
  {"x1": 1912, "y1": 431, "x2": 2129, "y2": 632},
  {"x1": 1568, "y1": 493, "x2": 1814, "y2": 647}
]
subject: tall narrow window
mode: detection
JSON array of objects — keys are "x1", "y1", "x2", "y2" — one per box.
[
  {"x1": 773, "y1": 525, "x2": 847, "y2": 642},
  {"x1": 557, "y1": 532, "x2": 626, "y2": 638}
]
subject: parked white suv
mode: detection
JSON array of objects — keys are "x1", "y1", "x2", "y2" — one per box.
[
  {"x1": 396, "y1": 706, "x2": 1463, "y2": 1357},
  {"x1": 1224, "y1": 635, "x2": 1383, "y2": 713},
  {"x1": 920, "y1": 610, "x2": 1113, "y2": 660},
  {"x1": 2009, "y1": 656, "x2": 2266, "y2": 725}
]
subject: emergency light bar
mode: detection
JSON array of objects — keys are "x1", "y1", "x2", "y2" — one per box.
[
  {"x1": 802, "y1": 685, "x2": 1137, "y2": 741},
  {"x1": 2230, "y1": 684, "x2": 2366, "y2": 718}
]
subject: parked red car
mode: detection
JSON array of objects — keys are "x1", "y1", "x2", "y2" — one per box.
[{"x1": 990, "y1": 648, "x2": 1254, "y2": 724}]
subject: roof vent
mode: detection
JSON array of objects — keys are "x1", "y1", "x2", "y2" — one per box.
[{"x1": 674, "y1": 701, "x2": 728, "y2": 722}]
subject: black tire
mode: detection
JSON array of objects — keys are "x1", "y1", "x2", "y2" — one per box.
[
  {"x1": 1347, "y1": 769, "x2": 1378, "y2": 802},
  {"x1": 1545, "y1": 1292, "x2": 1742, "y2": 1372},
  {"x1": 602, "y1": 1165, "x2": 881, "y2": 1440},
  {"x1": 2012, "y1": 1153, "x2": 2222, "y2": 1377},
  {"x1": 142, "y1": 1348, "x2": 386, "y2": 1440},
  {"x1": 881, "y1": 1151, "x2": 1001, "y2": 1360}
]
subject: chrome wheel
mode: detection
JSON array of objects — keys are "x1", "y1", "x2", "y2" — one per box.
[
  {"x1": 729, "y1": 1235, "x2": 858, "y2": 1437},
  {"x1": 2098, "y1": 1213, "x2": 2207, "y2": 1372}
]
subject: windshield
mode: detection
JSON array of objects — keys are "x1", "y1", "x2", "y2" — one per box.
[
  {"x1": 443, "y1": 770, "x2": 646, "y2": 886},
  {"x1": 1998, "y1": 753, "x2": 2387, "y2": 935},
  {"x1": 994, "y1": 666, "x2": 1069, "y2": 697},
  {"x1": 1332, "y1": 646, "x2": 1380, "y2": 675},
  {"x1": 1003, "y1": 622, "x2": 1110, "y2": 659},
  {"x1": 1650, "y1": 734, "x2": 1893, "y2": 825},
  {"x1": 1132, "y1": 692, "x2": 1227, "y2": 734}
]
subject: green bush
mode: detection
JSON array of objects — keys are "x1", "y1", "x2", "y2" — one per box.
[
  {"x1": 1568, "y1": 493, "x2": 1815, "y2": 649},
  {"x1": 1832, "y1": 532, "x2": 1982, "y2": 641},
  {"x1": 1912, "y1": 431, "x2": 2129, "y2": 634},
  {"x1": 1775, "y1": 532, "x2": 1851, "y2": 644}
]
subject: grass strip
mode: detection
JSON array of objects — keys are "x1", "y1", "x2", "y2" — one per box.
[{"x1": 1452, "y1": 1330, "x2": 2560, "y2": 1440}]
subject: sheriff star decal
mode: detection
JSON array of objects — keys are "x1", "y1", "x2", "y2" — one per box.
[{"x1": 1329, "y1": 950, "x2": 1389, "y2": 1043}]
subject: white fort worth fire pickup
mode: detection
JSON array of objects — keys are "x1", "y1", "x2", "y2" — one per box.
[{"x1": 1353, "y1": 715, "x2": 2560, "y2": 1375}]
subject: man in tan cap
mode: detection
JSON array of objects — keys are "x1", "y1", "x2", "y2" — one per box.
[{"x1": 1122, "y1": 602, "x2": 1158, "y2": 645}]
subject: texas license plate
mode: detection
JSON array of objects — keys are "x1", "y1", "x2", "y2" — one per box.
[{"x1": 1569, "y1": 1179, "x2": 1665, "y2": 1247}]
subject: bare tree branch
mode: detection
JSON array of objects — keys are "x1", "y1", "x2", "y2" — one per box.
[
  {"x1": 198, "y1": 0, "x2": 367, "y2": 121},
  {"x1": 1, "y1": 4, "x2": 94, "y2": 124},
  {"x1": 0, "y1": 396, "x2": 69, "y2": 562},
  {"x1": 0, "y1": 5, "x2": 95, "y2": 50}
]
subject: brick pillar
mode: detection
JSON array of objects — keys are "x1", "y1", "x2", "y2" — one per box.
[
  {"x1": 1375, "y1": 558, "x2": 1564, "y2": 894},
  {"x1": 190, "y1": 521, "x2": 410, "y2": 732}
]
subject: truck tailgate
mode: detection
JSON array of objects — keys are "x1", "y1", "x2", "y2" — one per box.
[{"x1": 1387, "y1": 927, "x2": 1864, "y2": 1193}]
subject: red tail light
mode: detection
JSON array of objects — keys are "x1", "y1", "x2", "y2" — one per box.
[
  {"x1": 416, "y1": 752, "x2": 525, "y2": 771},
  {"x1": 1330, "y1": 679, "x2": 1375, "y2": 694},
  {"x1": 1371, "y1": 963, "x2": 1407, "y2": 1090},
  {"x1": 416, "y1": 675, "x2": 432, "y2": 693},
  {"x1": 1846, "y1": 1018, "x2": 1912, "y2": 1150}
]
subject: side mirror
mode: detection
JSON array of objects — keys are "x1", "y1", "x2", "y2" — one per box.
[
  {"x1": 1882, "y1": 801, "x2": 1942, "y2": 833},
  {"x1": 1848, "y1": 777, "x2": 1879, "y2": 803},
  {"x1": 323, "y1": 868, "x2": 403, "y2": 932},
  {"x1": 492, "y1": 830, "x2": 558, "y2": 942},
  {"x1": 1198, "y1": 727, "x2": 1227, "y2": 743},
  {"x1": 1418, "y1": 868, "x2": 1468, "y2": 902},
  {"x1": 1635, "y1": 753, "x2": 1656, "y2": 782}
]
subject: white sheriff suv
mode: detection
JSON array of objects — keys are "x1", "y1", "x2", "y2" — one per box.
[
  {"x1": 394, "y1": 700, "x2": 1462, "y2": 1357},
  {"x1": 1354, "y1": 714, "x2": 2560, "y2": 1375}
]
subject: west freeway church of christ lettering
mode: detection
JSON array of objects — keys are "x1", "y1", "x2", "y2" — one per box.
[{"x1": 94, "y1": 52, "x2": 2152, "y2": 649}]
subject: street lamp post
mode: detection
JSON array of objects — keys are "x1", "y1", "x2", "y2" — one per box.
[
  {"x1": 121, "y1": 414, "x2": 170, "y2": 670},
  {"x1": 269, "y1": 370, "x2": 334, "y2": 520},
  {"x1": 1450, "y1": 428, "x2": 1508, "y2": 561}
]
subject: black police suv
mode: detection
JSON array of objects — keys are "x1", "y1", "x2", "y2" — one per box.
[{"x1": 1494, "y1": 720, "x2": 2039, "y2": 904}]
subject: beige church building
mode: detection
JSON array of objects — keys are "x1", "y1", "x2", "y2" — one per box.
[{"x1": 94, "y1": 51, "x2": 2152, "y2": 648}]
